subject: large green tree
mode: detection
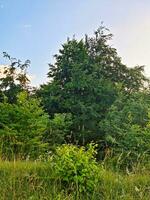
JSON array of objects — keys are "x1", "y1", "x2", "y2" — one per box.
[{"x1": 38, "y1": 26, "x2": 148, "y2": 145}]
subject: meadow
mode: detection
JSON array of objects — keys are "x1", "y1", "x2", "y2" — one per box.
[{"x1": 0, "y1": 160, "x2": 150, "y2": 200}]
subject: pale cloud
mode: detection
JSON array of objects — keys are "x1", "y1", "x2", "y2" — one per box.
[
  {"x1": 23, "y1": 24, "x2": 32, "y2": 28},
  {"x1": 0, "y1": 65, "x2": 36, "y2": 85},
  {"x1": 27, "y1": 73, "x2": 36, "y2": 82},
  {"x1": 0, "y1": 65, "x2": 8, "y2": 78}
]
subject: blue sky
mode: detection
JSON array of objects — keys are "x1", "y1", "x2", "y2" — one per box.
[{"x1": 0, "y1": 0, "x2": 150, "y2": 85}]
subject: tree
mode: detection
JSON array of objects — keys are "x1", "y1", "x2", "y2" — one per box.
[
  {"x1": 44, "y1": 113, "x2": 73, "y2": 150},
  {"x1": 37, "y1": 25, "x2": 149, "y2": 146},
  {"x1": 0, "y1": 52, "x2": 31, "y2": 103},
  {"x1": 0, "y1": 92, "x2": 49, "y2": 159},
  {"x1": 99, "y1": 91, "x2": 150, "y2": 168},
  {"x1": 85, "y1": 27, "x2": 148, "y2": 92}
]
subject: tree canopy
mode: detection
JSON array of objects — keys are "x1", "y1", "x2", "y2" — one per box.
[{"x1": 38, "y1": 26, "x2": 149, "y2": 147}]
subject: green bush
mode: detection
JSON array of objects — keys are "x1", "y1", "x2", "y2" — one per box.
[
  {"x1": 0, "y1": 92, "x2": 49, "y2": 160},
  {"x1": 53, "y1": 143, "x2": 99, "y2": 193}
]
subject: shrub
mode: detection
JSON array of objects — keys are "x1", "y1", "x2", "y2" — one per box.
[
  {"x1": 0, "y1": 92, "x2": 49, "y2": 160},
  {"x1": 53, "y1": 143, "x2": 99, "y2": 193}
]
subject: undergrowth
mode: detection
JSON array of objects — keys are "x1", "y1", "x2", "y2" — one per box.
[{"x1": 0, "y1": 159, "x2": 150, "y2": 199}]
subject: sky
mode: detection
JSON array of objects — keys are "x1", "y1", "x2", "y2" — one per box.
[{"x1": 0, "y1": 0, "x2": 150, "y2": 86}]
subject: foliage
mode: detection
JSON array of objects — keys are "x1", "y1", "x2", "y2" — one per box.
[
  {"x1": 0, "y1": 92, "x2": 49, "y2": 159},
  {"x1": 1, "y1": 25, "x2": 150, "y2": 172},
  {"x1": 0, "y1": 52, "x2": 31, "y2": 103},
  {"x1": 44, "y1": 113, "x2": 73, "y2": 150},
  {"x1": 38, "y1": 26, "x2": 148, "y2": 147},
  {"x1": 99, "y1": 92, "x2": 150, "y2": 169},
  {"x1": 53, "y1": 144, "x2": 99, "y2": 193}
]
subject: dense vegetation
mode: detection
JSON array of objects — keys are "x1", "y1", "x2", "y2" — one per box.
[
  {"x1": 1, "y1": 159, "x2": 150, "y2": 200},
  {"x1": 0, "y1": 26, "x2": 150, "y2": 199}
]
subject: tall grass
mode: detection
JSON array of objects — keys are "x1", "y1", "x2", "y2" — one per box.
[{"x1": 0, "y1": 160, "x2": 150, "y2": 200}]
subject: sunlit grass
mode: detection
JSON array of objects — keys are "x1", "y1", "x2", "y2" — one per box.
[{"x1": 0, "y1": 160, "x2": 150, "y2": 199}]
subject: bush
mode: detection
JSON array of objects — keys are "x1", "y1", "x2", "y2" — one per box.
[
  {"x1": 0, "y1": 92, "x2": 49, "y2": 160},
  {"x1": 53, "y1": 143, "x2": 99, "y2": 193}
]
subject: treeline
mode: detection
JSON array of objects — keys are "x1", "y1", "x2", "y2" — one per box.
[{"x1": 0, "y1": 26, "x2": 150, "y2": 169}]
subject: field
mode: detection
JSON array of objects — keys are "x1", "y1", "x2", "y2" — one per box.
[{"x1": 0, "y1": 161, "x2": 150, "y2": 200}]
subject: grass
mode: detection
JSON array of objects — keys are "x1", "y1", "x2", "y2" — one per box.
[{"x1": 0, "y1": 160, "x2": 150, "y2": 199}]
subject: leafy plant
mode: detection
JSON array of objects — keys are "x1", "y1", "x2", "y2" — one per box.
[
  {"x1": 53, "y1": 143, "x2": 99, "y2": 193},
  {"x1": 0, "y1": 92, "x2": 49, "y2": 159}
]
